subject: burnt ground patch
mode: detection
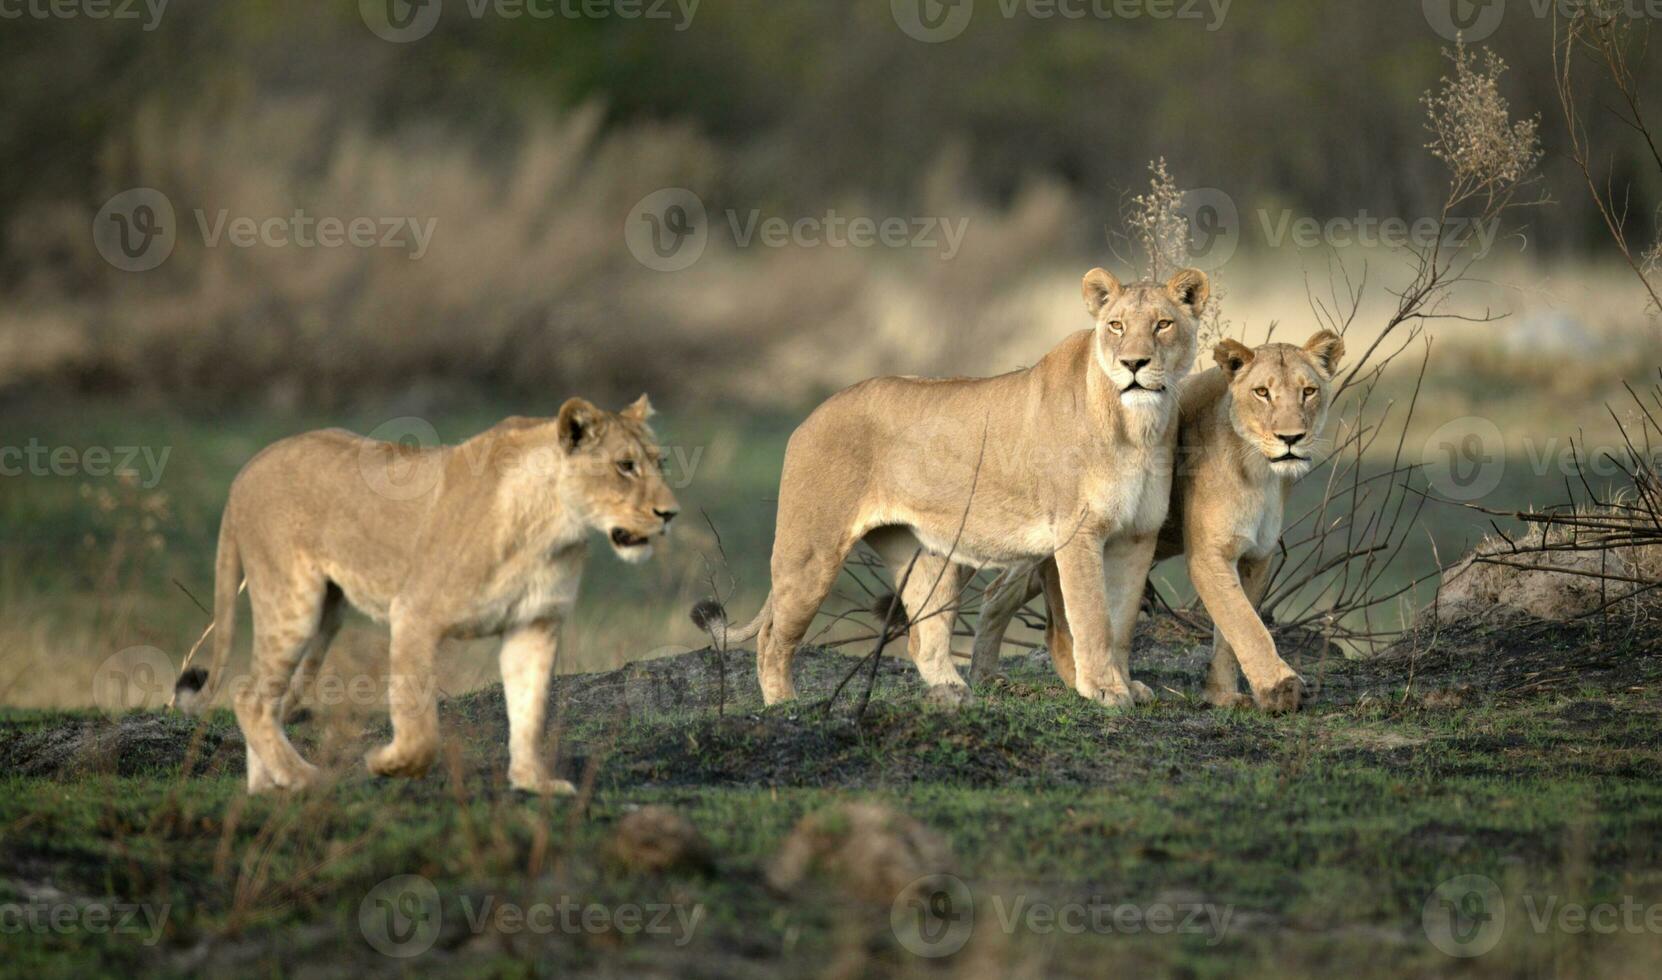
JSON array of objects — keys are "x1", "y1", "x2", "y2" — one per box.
[{"x1": 4, "y1": 609, "x2": 1662, "y2": 977}]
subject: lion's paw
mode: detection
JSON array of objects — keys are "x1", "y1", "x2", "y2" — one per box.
[
  {"x1": 366, "y1": 742, "x2": 436, "y2": 779},
  {"x1": 1254, "y1": 674, "x2": 1305, "y2": 715},
  {"x1": 924, "y1": 683, "x2": 976, "y2": 710},
  {"x1": 1129, "y1": 680, "x2": 1156, "y2": 704},
  {"x1": 1203, "y1": 689, "x2": 1254, "y2": 710},
  {"x1": 1079, "y1": 685, "x2": 1136, "y2": 710},
  {"x1": 511, "y1": 772, "x2": 577, "y2": 797}
]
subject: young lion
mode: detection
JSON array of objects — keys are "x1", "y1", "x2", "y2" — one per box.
[
  {"x1": 971, "y1": 331, "x2": 1344, "y2": 712},
  {"x1": 173, "y1": 396, "x2": 680, "y2": 794},
  {"x1": 703, "y1": 268, "x2": 1208, "y2": 709}
]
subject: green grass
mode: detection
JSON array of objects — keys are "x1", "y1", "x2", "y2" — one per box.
[{"x1": 3, "y1": 633, "x2": 1661, "y2": 976}]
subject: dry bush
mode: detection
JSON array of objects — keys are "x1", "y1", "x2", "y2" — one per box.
[{"x1": 1, "y1": 96, "x2": 1076, "y2": 408}]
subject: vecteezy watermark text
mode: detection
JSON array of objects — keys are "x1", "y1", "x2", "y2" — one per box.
[
  {"x1": 889, "y1": 874, "x2": 1232, "y2": 958},
  {"x1": 93, "y1": 188, "x2": 437, "y2": 272},
  {"x1": 359, "y1": 875, "x2": 703, "y2": 958},
  {"x1": 195, "y1": 209, "x2": 436, "y2": 259},
  {"x1": 0, "y1": 440, "x2": 170, "y2": 488},
  {"x1": 0, "y1": 0, "x2": 168, "y2": 30},
  {"x1": 360, "y1": 0, "x2": 698, "y2": 43},
  {"x1": 1424, "y1": 874, "x2": 1662, "y2": 957},
  {"x1": 0, "y1": 899, "x2": 170, "y2": 946},
  {"x1": 891, "y1": 0, "x2": 1231, "y2": 43},
  {"x1": 624, "y1": 188, "x2": 970, "y2": 271},
  {"x1": 459, "y1": 895, "x2": 703, "y2": 945},
  {"x1": 1423, "y1": 0, "x2": 1662, "y2": 43}
]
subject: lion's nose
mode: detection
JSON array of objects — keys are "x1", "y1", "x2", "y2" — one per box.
[
  {"x1": 1276, "y1": 432, "x2": 1306, "y2": 447},
  {"x1": 654, "y1": 508, "x2": 679, "y2": 524},
  {"x1": 1120, "y1": 357, "x2": 1151, "y2": 374}
]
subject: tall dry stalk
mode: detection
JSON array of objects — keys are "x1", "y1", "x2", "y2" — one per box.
[
  {"x1": 1553, "y1": 3, "x2": 1662, "y2": 315},
  {"x1": 1253, "y1": 41, "x2": 1546, "y2": 653}
]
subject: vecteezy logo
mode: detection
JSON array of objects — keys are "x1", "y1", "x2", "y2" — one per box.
[
  {"x1": 625, "y1": 188, "x2": 709, "y2": 271},
  {"x1": 1175, "y1": 187, "x2": 1240, "y2": 271},
  {"x1": 92, "y1": 189, "x2": 177, "y2": 272},
  {"x1": 93, "y1": 646, "x2": 176, "y2": 712},
  {"x1": 1421, "y1": 416, "x2": 1505, "y2": 502},
  {"x1": 361, "y1": 0, "x2": 443, "y2": 43},
  {"x1": 1422, "y1": 0, "x2": 1506, "y2": 43},
  {"x1": 891, "y1": 873, "x2": 974, "y2": 958},
  {"x1": 359, "y1": 417, "x2": 445, "y2": 501},
  {"x1": 1423, "y1": 874, "x2": 1505, "y2": 957},
  {"x1": 360, "y1": 875, "x2": 442, "y2": 958},
  {"x1": 891, "y1": 0, "x2": 973, "y2": 43}
]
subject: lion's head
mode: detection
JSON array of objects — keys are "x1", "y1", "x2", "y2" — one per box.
[
  {"x1": 555, "y1": 394, "x2": 680, "y2": 563},
  {"x1": 1081, "y1": 267, "x2": 1208, "y2": 440},
  {"x1": 1214, "y1": 331, "x2": 1346, "y2": 478}
]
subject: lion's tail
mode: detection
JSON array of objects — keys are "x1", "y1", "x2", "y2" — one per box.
[
  {"x1": 172, "y1": 516, "x2": 244, "y2": 715},
  {"x1": 689, "y1": 595, "x2": 772, "y2": 648}
]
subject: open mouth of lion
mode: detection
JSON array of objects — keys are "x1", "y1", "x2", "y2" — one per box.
[{"x1": 609, "y1": 528, "x2": 651, "y2": 548}]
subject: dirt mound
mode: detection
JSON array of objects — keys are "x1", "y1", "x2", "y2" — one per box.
[
  {"x1": 0, "y1": 711, "x2": 243, "y2": 780},
  {"x1": 10, "y1": 613, "x2": 1657, "y2": 788},
  {"x1": 1428, "y1": 524, "x2": 1662, "y2": 624}
]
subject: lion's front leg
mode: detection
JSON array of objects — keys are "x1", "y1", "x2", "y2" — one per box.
[
  {"x1": 1203, "y1": 556, "x2": 1266, "y2": 709},
  {"x1": 499, "y1": 622, "x2": 575, "y2": 796},
  {"x1": 1053, "y1": 538, "x2": 1133, "y2": 709},
  {"x1": 366, "y1": 607, "x2": 443, "y2": 779},
  {"x1": 1189, "y1": 552, "x2": 1301, "y2": 713},
  {"x1": 1101, "y1": 533, "x2": 1158, "y2": 704}
]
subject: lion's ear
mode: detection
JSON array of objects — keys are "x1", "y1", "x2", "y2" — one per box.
[
  {"x1": 621, "y1": 393, "x2": 655, "y2": 422},
  {"x1": 1302, "y1": 330, "x2": 1345, "y2": 377},
  {"x1": 557, "y1": 397, "x2": 601, "y2": 452},
  {"x1": 1214, "y1": 339, "x2": 1254, "y2": 379},
  {"x1": 1081, "y1": 268, "x2": 1123, "y2": 318},
  {"x1": 1165, "y1": 267, "x2": 1210, "y2": 311}
]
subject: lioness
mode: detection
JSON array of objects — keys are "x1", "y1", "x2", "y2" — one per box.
[
  {"x1": 970, "y1": 331, "x2": 1345, "y2": 712},
  {"x1": 704, "y1": 268, "x2": 1207, "y2": 708},
  {"x1": 173, "y1": 396, "x2": 679, "y2": 794}
]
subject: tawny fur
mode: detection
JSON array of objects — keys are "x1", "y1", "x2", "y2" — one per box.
[
  {"x1": 177, "y1": 395, "x2": 679, "y2": 795},
  {"x1": 971, "y1": 332, "x2": 1345, "y2": 713},
  {"x1": 709, "y1": 268, "x2": 1209, "y2": 709}
]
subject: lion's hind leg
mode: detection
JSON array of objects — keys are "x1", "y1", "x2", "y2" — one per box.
[
  {"x1": 867, "y1": 527, "x2": 973, "y2": 703},
  {"x1": 756, "y1": 541, "x2": 848, "y2": 705},
  {"x1": 282, "y1": 582, "x2": 343, "y2": 724},
  {"x1": 968, "y1": 565, "x2": 1040, "y2": 686},
  {"x1": 234, "y1": 574, "x2": 330, "y2": 793}
]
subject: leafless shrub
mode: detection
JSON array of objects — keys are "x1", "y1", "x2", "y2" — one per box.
[
  {"x1": 1423, "y1": 44, "x2": 1543, "y2": 210},
  {"x1": 1256, "y1": 40, "x2": 1548, "y2": 654},
  {"x1": 1553, "y1": 6, "x2": 1662, "y2": 315}
]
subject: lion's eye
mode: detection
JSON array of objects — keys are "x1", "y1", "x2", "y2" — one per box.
[
  {"x1": 1108, "y1": 320, "x2": 1124, "y2": 334},
  {"x1": 617, "y1": 459, "x2": 637, "y2": 477},
  {"x1": 1303, "y1": 387, "x2": 1319, "y2": 400},
  {"x1": 1253, "y1": 387, "x2": 1271, "y2": 400},
  {"x1": 1157, "y1": 319, "x2": 1174, "y2": 332}
]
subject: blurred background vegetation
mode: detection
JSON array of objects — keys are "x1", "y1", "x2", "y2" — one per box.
[{"x1": 2, "y1": 0, "x2": 1660, "y2": 705}]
